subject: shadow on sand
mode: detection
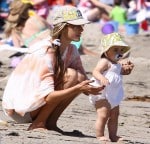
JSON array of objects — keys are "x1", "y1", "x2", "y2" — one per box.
[{"x1": 57, "y1": 129, "x2": 96, "y2": 138}]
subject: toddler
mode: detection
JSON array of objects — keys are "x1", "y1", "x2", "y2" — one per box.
[{"x1": 89, "y1": 32, "x2": 133, "y2": 142}]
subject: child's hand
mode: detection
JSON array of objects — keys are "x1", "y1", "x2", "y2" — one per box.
[
  {"x1": 120, "y1": 60, "x2": 134, "y2": 75},
  {"x1": 101, "y1": 76, "x2": 109, "y2": 86}
]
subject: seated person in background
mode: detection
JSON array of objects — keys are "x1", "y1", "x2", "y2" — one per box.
[
  {"x1": 0, "y1": 0, "x2": 51, "y2": 68},
  {"x1": 78, "y1": 0, "x2": 112, "y2": 22},
  {"x1": 1, "y1": 0, "x2": 51, "y2": 48},
  {"x1": 2, "y1": 0, "x2": 34, "y2": 47}
]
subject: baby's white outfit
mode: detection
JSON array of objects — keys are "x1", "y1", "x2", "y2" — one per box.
[{"x1": 89, "y1": 63, "x2": 124, "y2": 109}]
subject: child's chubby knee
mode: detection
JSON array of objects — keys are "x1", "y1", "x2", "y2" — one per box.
[{"x1": 4, "y1": 109, "x2": 14, "y2": 116}]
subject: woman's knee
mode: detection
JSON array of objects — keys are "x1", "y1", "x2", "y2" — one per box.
[
  {"x1": 77, "y1": 72, "x2": 86, "y2": 82},
  {"x1": 65, "y1": 68, "x2": 78, "y2": 83},
  {"x1": 67, "y1": 68, "x2": 86, "y2": 82}
]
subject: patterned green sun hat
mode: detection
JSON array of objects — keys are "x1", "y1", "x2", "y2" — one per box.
[{"x1": 100, "y1": 33, "x2": 130, "y2": 56}]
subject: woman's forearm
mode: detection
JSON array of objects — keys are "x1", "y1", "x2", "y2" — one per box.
[{"x1": 45, "y1": 84, "x2": 81, "y2": 103}]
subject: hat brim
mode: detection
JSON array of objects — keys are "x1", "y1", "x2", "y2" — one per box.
[
  {"x1": 67, "y1": 18, "x2": 90, "y2": 25},
  {"x1": 112, "y1": 41, "x2": 130, "y2": 53},
  {"x1": 100, "y1": 41, "x2": 130, "y2": 56}
]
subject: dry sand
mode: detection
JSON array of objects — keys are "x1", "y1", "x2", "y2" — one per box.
[{"x1": 0, "y1": 23, "x2": 150, "y2": 144}]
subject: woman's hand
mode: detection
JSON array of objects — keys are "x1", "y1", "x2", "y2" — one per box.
[{"x1": 78, "y1": 80, "x2": 105, "y2": 95}]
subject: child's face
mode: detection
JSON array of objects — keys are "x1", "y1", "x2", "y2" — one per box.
[{"x1": 106, "y1": 46, "x2": 125, "y2": 62}]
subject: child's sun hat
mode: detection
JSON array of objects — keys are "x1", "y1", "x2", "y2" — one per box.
[
  {"x1": 100, "y1": 32, "x2": 130, "y2": 57},
  {"x1": 51, "y1": 5, "x2": 90, "y2": 25}
]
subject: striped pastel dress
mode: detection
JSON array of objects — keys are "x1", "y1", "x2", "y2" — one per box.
[{"x1": 2, "y1": 38, "x2": 85, "y2": 116}]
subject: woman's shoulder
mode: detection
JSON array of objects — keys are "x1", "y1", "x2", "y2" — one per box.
[{"x1": 28, "y1": 36, "x2": 52, "y2": 53}]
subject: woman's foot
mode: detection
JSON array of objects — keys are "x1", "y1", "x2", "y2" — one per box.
[
  {"x1": 27, "y1": 122, "x2": 47, "y2": 131},
  {"x1": 110, "y1": 136, "x2": 123, "y2": 142},
  {"x1": 97, "y1": 136, "x2": 110, "y2": 142}
]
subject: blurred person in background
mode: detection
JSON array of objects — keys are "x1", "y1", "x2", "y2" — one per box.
[{"x1": 77, "y1": 0, "x2": 112, "y2": 22}]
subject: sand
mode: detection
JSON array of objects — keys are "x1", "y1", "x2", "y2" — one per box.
[{"x1": 0, "y1": 23, "x2": 150, "y2": 144}]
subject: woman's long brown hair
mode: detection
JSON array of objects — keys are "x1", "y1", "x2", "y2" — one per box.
[{"x1": 51, "y1": 23, "x2": 67, "y2": 90}]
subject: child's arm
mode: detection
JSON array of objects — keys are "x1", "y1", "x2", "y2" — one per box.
[{"x1": 92, "y1": 58, "x2": 110, "y2": 86}]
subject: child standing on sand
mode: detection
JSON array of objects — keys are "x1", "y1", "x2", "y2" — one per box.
[{"x1": 89, "y1": 32, "x2": 133, "y2": 142}]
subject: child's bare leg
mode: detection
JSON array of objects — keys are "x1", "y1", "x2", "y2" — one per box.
[
  {"x1": 95, "y1": 99, "x2": 111, "y2": 141},
  {"x1": 108, "y1": 105, "x2": 123, "y2": 142}
]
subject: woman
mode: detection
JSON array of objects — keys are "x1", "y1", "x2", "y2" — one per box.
[{"x1": 2, "y1": 5, "x2": 104, "y2": 131}]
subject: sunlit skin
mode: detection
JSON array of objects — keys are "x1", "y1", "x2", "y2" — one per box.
[{"x1": 58, "y1": 24, "x2": 84, "y2": 55}]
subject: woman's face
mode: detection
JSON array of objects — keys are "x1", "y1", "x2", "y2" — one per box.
[{"x1": 63, "y1": 24, "x2": 84, "y2": 42}]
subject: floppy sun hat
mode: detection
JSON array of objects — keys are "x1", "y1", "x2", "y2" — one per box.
[
  {"x1": 100, "y1": 33, "x2": 130, "y2": 56},
  {"x1": 52, "y1": 6, "x2": 90, "y2": 25}
]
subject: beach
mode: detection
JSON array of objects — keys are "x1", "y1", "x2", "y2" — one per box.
[{"x1": 0, "y1": 23, "x2": 150, "y2": 144}]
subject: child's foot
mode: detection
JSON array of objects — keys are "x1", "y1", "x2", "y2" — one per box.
[
  {"x1": 97, "y1": 136, "x2": 110, "y2": 141},
  {"x1": 110, "y1": 136, "x2": 123, "y2": 142}
]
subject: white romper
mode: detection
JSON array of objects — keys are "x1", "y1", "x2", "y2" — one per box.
[{"x1": 89, "y1": 63, "x2": 124, "y2": 109}]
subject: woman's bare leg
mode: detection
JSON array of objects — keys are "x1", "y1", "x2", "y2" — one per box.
[
  {"x1": 46, "y1": 68, "x2": 86, "y2": 130},
  {"x1": 95, "y1": 100, "x2": 111, "y2": 141},
  {"x1": 46, "y1": 94, "x2": 77, "y2": 131},
  {"x1": 28, "y1": 68, "x2": 85, "y2": 131},
  {"x1": 28, "y1": 96, "x2": 64, "y2": 130},
  {"x1": 107, "y1": 106, "x2": 123, "y2": 142}
]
